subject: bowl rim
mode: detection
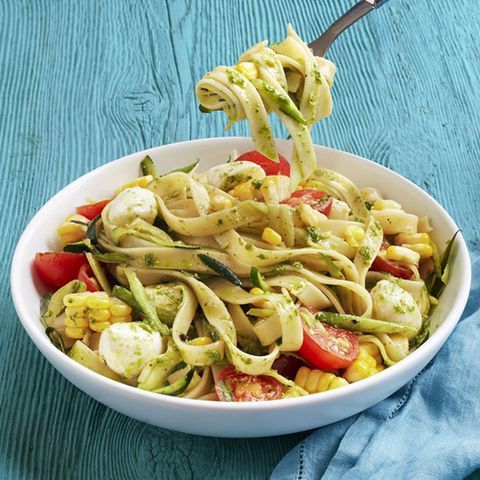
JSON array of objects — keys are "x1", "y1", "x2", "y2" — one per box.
[{"x1": 10, "y1": 136, "x2": 471, "y2": 412}]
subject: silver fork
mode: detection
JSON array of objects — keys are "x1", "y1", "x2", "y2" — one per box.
[{"x1": 308, "y1": 0, "x2": 391, "y2": 57}]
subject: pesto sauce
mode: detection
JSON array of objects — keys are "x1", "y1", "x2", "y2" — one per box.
[
  {"x1": 226, "y1": 69, "x2": 245, "y2": 87},
  {"x1": 358, "y1": 246, "x2": 374, "y2": 265},
  {"x1": 207, "y1": 350, "x2": 222, "y2": 362},
  {"x1": 311, "y1": 65, "x2": 323, "y2": 83},
  {"x1": 251, "y1": 179, "x2": 262, "y2": 189},
  {"x1": 144, "y1": 253, "x2": 156, "y2": 267}
]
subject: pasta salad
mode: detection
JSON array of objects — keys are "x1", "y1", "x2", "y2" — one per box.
[{"x1": 34, "y1": 27, "x2": 454, "y2": 402}]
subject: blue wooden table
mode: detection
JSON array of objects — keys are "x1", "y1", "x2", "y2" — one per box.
[{"x1": 2, "y1": 1, "x2": 480, "y2": 478}]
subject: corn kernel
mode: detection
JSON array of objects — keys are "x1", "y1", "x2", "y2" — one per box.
[
  {"x1": 294, "y1": 367, "x2": 346, "y2": 393},
  {"x1": 89, "y1": 321, "x2": 110, "y2": 333},
  {"x1": 86, "y1": 292, "x2": 110, "y2": 309},
  {"x1": 304, "y1": 369, "x2": 322, "y2": 393},
  {"x1": 386, "y1": 245, "x2": 420, "y2": 265},
  {"x1": 295, "y1": 367, "x2": 310, "y2": 389},
  {"x1": 88, "y1": 309, "x2": 111, "y2": 322},
  {"x1": 65, "y1": 326, "x2": 87, "y2": 339},
  {"x1": 63, "y1": 292, "x2": 135, "y2": 338},
  {"x1": 109, "y1": 298, "x2": 132, "y2": 316},
  {"x1": 65, "y1": 305, "x2": 88, "y2": 317},
  {"x1": 359, "y1": 348, "x2": 377, "y2": 369},
  {"x1": 402, "y1": 243, "x2": 433, "y2": 259},
  {"x1": 302, "y1": 369, "x2": 319, "y2": 393},
  {"x1": 343, "y1": 360, "x2": 371, "y2": 383},
  {"x1": 229, "y1": 181, "x2": 258, "y2": 201},
  {"x1": 344, "y1": 225, "x2": 365, "y2": 248},
  {"x1": 372, "y1": 199, "x2": 402, "y2": 211},
  {"x1": 329, "y1": 376, "x2": 349, "y2": 389},
  {"x1": 394, "y1": 233, "x2": 430, "y2": 245},
  {"x1": 315, "y1": 372, "x2": 337, "y2": 392},
  {"x1": 250, "y1": 287, "x2": 264, "y2": 296},
  {"x1": 63, "y1": 293, "x2": 89, "y2": 308},
  {"x1": 359, "y1": 342, "x2": 382, "y2": 365},
  {"x1": 210, "y1": 195, "x2": 233, "y2": 211},
  {"x1": 114, "y1": 175, "x2": 153, "y2": 195},
  {"x1": 262, "y1": 227, "x2": 282, "y2": 246},
  {"x1": 64, "y1": 315, "x2": 89, "y2": 328},
  {"x1": 188, "y1": 336, "x2": 213, "y2": 346},
  {"x1": 343, "y1": 346, "x2": 381, "y2": 383},
  {"x1": 110, "y1": 314, "x2": 132, "y2": 324}
]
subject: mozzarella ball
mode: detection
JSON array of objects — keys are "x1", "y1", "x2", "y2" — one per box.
[
  {"x1": 202, "y1": 161, "x2": 265, "y2": 191},
  {"x1": 108, "y1": 187, "x2": 158, "y2": 226},
  {"x1": 99, "y1": 322, "x2": 162, "y2": 378},
  {"x1": 370, "y1": 279, "x2": 422, "y2": 338}
]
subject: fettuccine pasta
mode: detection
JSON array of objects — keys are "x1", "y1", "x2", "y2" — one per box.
[{"x1": 35, "y1": 26, "x2": 454, "y2": 403}]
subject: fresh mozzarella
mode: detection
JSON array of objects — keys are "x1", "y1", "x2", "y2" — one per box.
[
  {"x1": 370, "y1": 279, "x2": 422, "y2": 338},
  {"x1": 99, "y1": 322, "x2": 162, "y2": 378},
  {"x1": 202, "y1": 161, "x2": 265, "y2": 191},
  {"x1": 108, "y1": 187, "x2": 158, "y2": 226}
]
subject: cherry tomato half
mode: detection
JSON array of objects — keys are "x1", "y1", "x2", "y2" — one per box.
[
  {"x1": 282, "y1": 189, "x2": 333, "y2": 216},
  {"x1": 215, "y1": 366, "x2": 283, "y2": 402},
  {"x1": 34, "y1": 252, "x2": 88, "y2": 290},
  {"x1": 370, "y1": 256, "x2": 413, "y2": 280},
  {"x1": 235, "y1": 150, "x2": 291, "y2": 176},
  {"x1": 299, "y1": 323, "x2": 359, "y2": 371},
  {"x1": 76, "y1": 199, "x2": 110, "y2": 220},
  {"x1": 77, "y1": 264, "x2": 100, "y2": 292}
]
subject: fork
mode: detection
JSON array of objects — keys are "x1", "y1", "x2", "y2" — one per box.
[{"x1": 308, "y1": 0, "x2": 391, "y2": 57}]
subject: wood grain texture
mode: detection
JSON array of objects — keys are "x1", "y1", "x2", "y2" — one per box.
[{"x1": 1, "y1": 0, "x2": 479, "y2": 478}]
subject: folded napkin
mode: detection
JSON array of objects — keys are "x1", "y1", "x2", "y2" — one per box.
[{"x1": 272, "y1": 254, "x2": 480, "y2": 480}]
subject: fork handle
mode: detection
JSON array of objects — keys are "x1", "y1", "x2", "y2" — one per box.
[{"x1": 309, "y1": 0, "x2": 391, "y2": 57}]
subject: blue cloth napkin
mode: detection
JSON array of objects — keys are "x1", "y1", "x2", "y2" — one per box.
[{"x1": 272, "y1": 254, "x2": 480, "y2": 480}]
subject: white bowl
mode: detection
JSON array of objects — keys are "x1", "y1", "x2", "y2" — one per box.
[{"x1": 11, "y1": 137, "x2": 471, "y2": 438}]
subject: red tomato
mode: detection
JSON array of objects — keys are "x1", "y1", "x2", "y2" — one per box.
[
  {"x1": 34, "y1": 252, "x2": 88, "y2": 290},
  {"x1": 282, "y1": 189, "x2": 333, "y2": 216},
  {"x1": 299, "y1": 324, "x2": 359, "y2": 370},
  {"x1": 77, "y1": 264, "x2": 100, "y2": 292},
  {"x1": 215, "y1": 366, "x2": 283, "y2": 402},
  {"x1": 76, "y1": 199, "x2": 110, "y2": 220},
  {"x1": 272, "y1": 355, "x2": 306, "y2": 381},
  {"x1": 235, "y1": 150, "x2": 290, "y2": 176},
  {"x1": 370, "y1": 256, "x2": 413, "y2": 280}
]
